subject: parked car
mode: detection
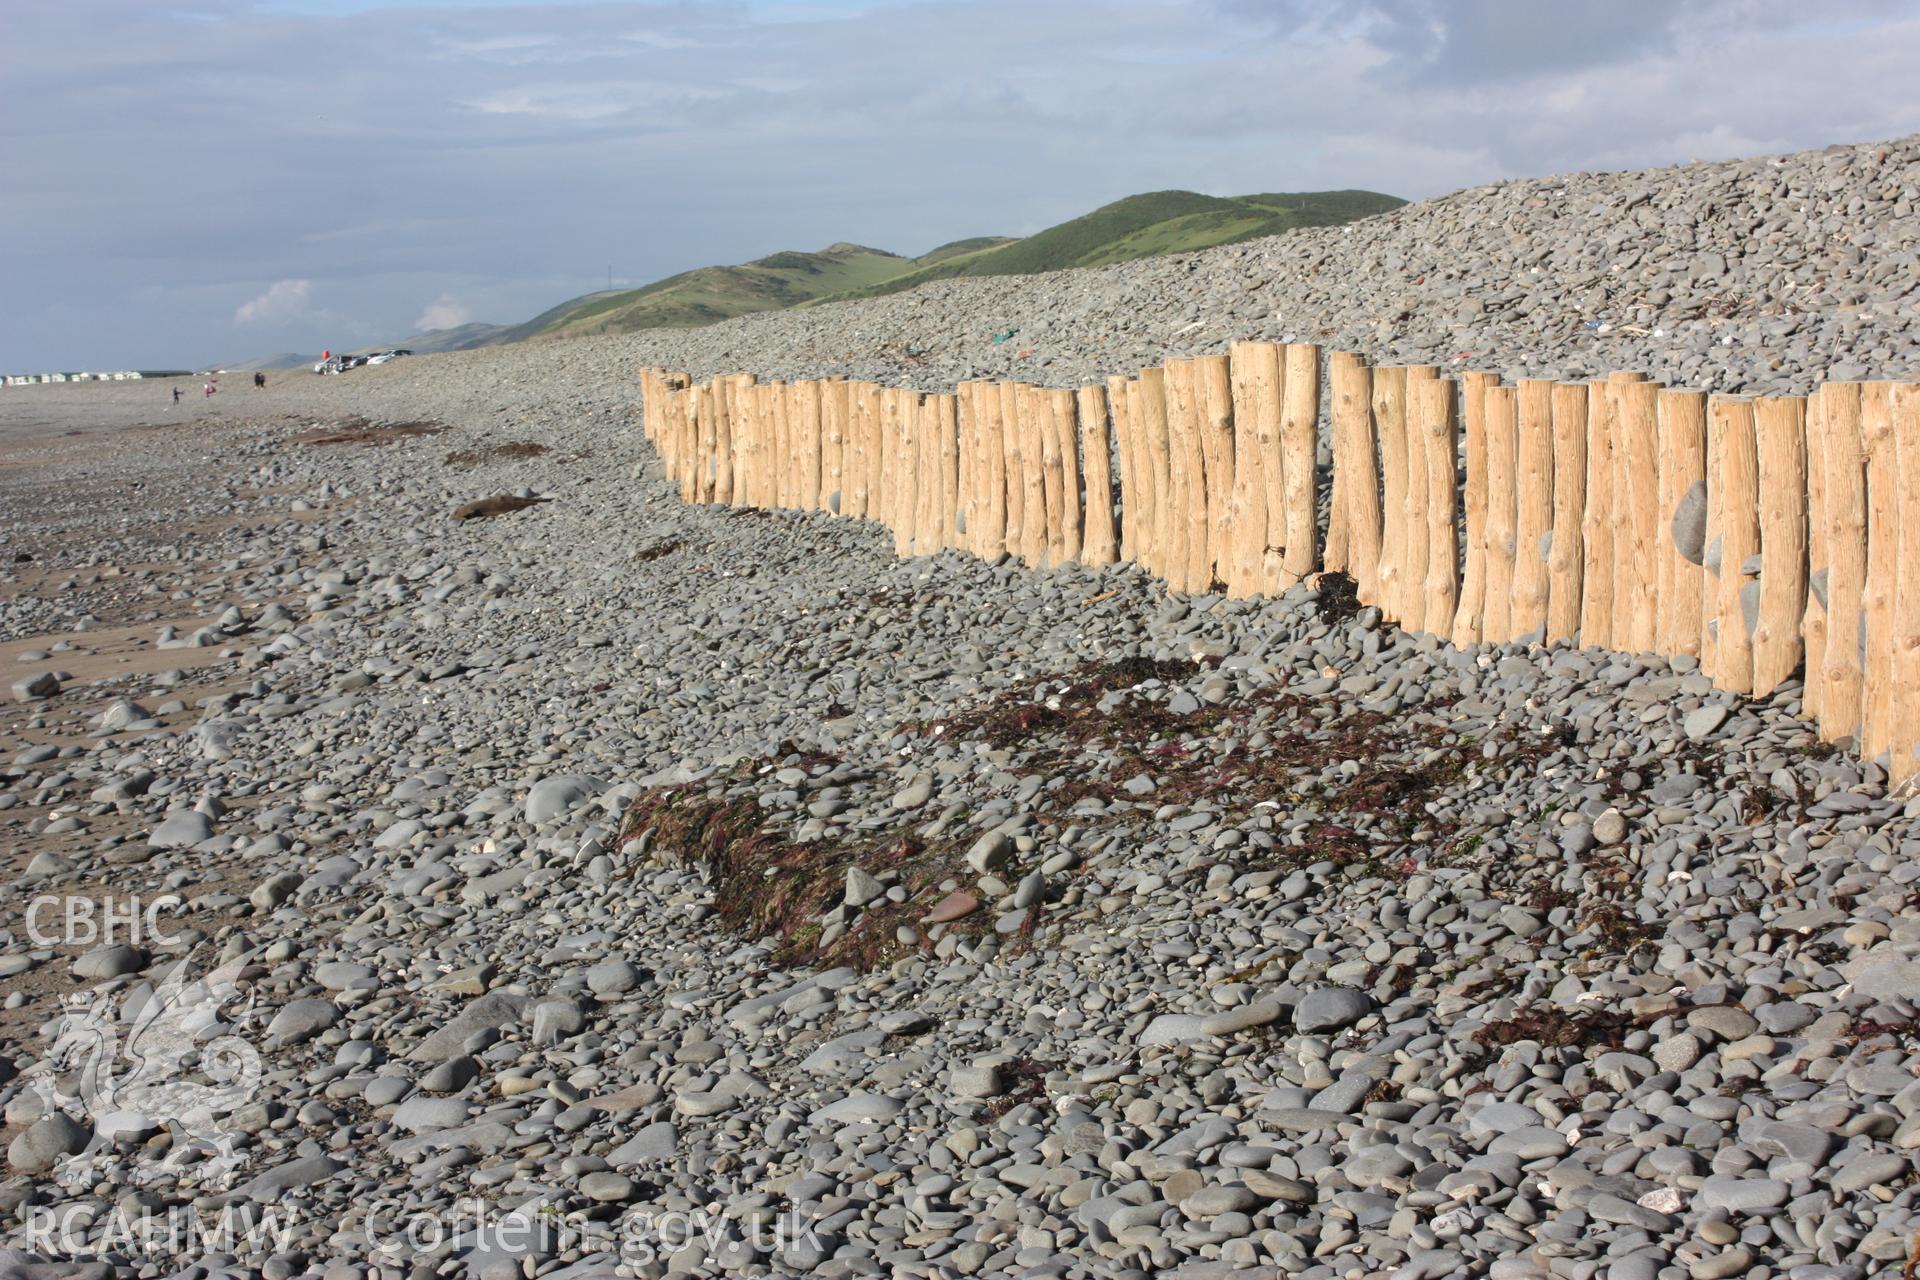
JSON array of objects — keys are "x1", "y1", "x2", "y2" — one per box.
[{"x1": 313, "y1": 349, "x2": 411, "y2": 374}]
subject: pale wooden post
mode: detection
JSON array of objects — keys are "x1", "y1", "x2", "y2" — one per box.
[
  {"x1": 1752, "y1": 396, "x2": 1809, "y2": 697},
  {"x1": 1181, "y1": 356, "x2": 1219, "y2": 589},
  {"x1": 915, "y1": 390, "x2": 939, "y2": 552},
  {"x1": 906, "y1": 388, "x2": 929, "y2": 549},
  {"x1": 1803, "y1": 390, "x2": 1829, "y2": 720},
  {"x1": 702, "y1": 380, "x2": 723, "y2": 503},
  {"x1": 1227, "y1": 342, "x2": 1269, "y2": 594},
  {"x1": 1892, "y1": 384, "x2": 1920, "y2": 784},
  {"x1": 955, "y1": 381, "x2": 977, "y2": 551},
  {"x1": 1331, "y1": 353, "x2": 1377, "y2": 602},
  {"x1": 1165, "y1": 357, "x2": 1206, "y2": 591},
  {"x1": 1035, "y1": 386, "x2": 1065, "y2": 568},
  {"x1": 1821, "y1": 382, "x2": 1866, "y2": 743},
  {"x1": 879, "y1": 388, "x2": 904, "y2": 543},
  {"x1": 927, "y1": 391, "x2": 954, "y2": 549},
  {"x1": 714, "y1": 376, "x2": 738, "y2": 506},
  {"x1": 779, "y1": 380, "x2": 800, "y2": 509},
  {"x1": 1078, "y1": 385, "x2": 1118, "y2": 565},
  {"x1": 1155, "y1": 362, "x2": 1181, "y2": 584},
  {"x1": 1161, "y1": 359, "x2": 1201, "y2": 591},
  {"x1": 1195, "y1": 354, "x2": 1235, "y2": 590},
  {"x1": 1417, "y1": 374, "x2": 1459, "y2": 635},
  {"x1": 844, "y1": 382, "x2": 870, "y2": 518},
  {"x1": 1579, "y1": 377, "x2": 1615, "y2": 650},
  {"x1": 1510, "y1": 377, "x2": 1554, "y2": 642},
  {"x1": 680, "y1": 378, "x2": 700, "y2": 499},
  {"x1": 1656, "y1": 390, "x2": 1707, "y2": 659},
  {"x1": 1611, "y1": 378, "x2": 1661, "y2": 653},
  {"x1": 904, "y1": 389, "x2": 927, "y2": 551},
  {"x1": 1861, "y1": 383, "x2": 1897, "y2": 763},
  {"x1": 1140, "y1": 367, "x2": 1174, "y2": 584},
  {"x1": 1399, "y1": 365, "x2": 1437, "y2": 634},
  {"x1": 685, "y1": 382, "x2": 700, "y2": 500},
  {"x1": 798, "y1": 380, "x2": 824, "y2": 511},
  {"x1": 1699, "y1": 390, "x2": 1724, "y2": 681},
  {"x1": 997, "y1": 382, "x2": 1025, "y2": 560},
  {"x1": 976, "y1": 382, "x2": 1008, "y2": 559},
  {"x1": 866, "y1": 382, "x2": 888, "y2": 522},
  {"x1": 1654, "y1": 387, "x2": 1678, "y2": 644},
  {"x1": 1371, "y1": 366, "x2": 1410, "y2": 620},
  {"x1": 660, "y1": 377, "x2": 677, "y2": 491},
  {"x1": 935, "y1": 392, "x2": 962, "y2": 549},
  {"x1": 1711, "y1": 397, "x2": 1759, "y2": 694},
  {"x1": 664, "y1": 376, "x2": 680, "y2": 489},
  {"x1": 911, "y1": 391, "x2": 937, "y2": 555},
  {"x1": 692, "y1": 382, "x2": 709, "y2": 501},
  {"x1": 907, "y1": 390, "x2": 930, "y2": 548},
  {"x1": 820, "y1": 378, "x2": 846, "y2": 515},
  {"x1": 755, "y1": 382, "x2": 775, "y2": 508},
  {"x1": 693, "y1": 380, "x2": 708, "y2": 502},
  {"x1": 737, "y1": 383, "x2": 756, "y2": 506},
  {"x1": 1481, "y1": 383, "x2": 1518, "y2": 644},
  {"x1": 706, "y1": 380, "x2": 724, "y2": 503},
  {"x1": 775, "y1": 383, "x2": 798, "y2": 506},
  {"x1": 825, "y1": 383, "x2": 848, "y2": 518},
  {"x1": 694, "y1": 382, "x2": 711, "y2": 501},
  {"x1": 1545, "y1": 382, "x2": 1588, "y2": 645},
  {"x1": 969, "y1": 381, "x2": 992, "y2": 554},
  {"x1": 1281, "y1": 344, "x2": 1322, "y2": 587},
  {"x1": 955, "y1": 382, "x2": 979, "y2": 551},
  {"x1": 1452, "y1": 371, "x2": 1497, "y2": 646},
  {"x1": 756, "y1": 377, "x2": 774, "y2": 510},
  {"x1": 691, "y1": 382, "x2": 713, "y2": 503},
  {"x1": 872, "y1": 387, "x2": 895, "y2": 532},
  {"x1": 726, "y1": 376, "x2": 752, "y2": 509},
  {"x1": 1053, "y1": 387, "x2": 1084, "y2": 564},
  {"x1": 651, "y1": 367, "x2": 668, "y2": 440},
  {"x1": 1108, "y1": 376, "x2": 1138, "y2": 565},
  {"x1": 1254, "y1": 344, "x2": 1291, "y2": 592},
  {"x1": 803, "y1": 379, "x2": 823, "y2": 510},
  {"x1": 782, "y1": 380, "x2": 801, "y2": 509},
  {"x1": 1017, "y1": 384, "x2": 1049, "y2": 567}
]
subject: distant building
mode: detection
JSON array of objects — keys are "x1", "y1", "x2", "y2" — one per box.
[{"x1": 2, "y1": 370, "x2": 148, "y2": 386}]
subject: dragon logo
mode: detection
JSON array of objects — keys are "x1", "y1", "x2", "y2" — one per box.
[{"x1": 26, "y1": 947, "x2": 265, "y2": 1190}]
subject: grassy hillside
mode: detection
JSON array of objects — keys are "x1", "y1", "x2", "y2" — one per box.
[
  {"x1": 534, "y1": 244, "x2": 913, "y2": 338},
  {"x1": 339, "y1": 186, "x2": 1402, "y2": 358},
  {"x1": 814, "y1": 189, "x2": 1406, "y2": 305}
]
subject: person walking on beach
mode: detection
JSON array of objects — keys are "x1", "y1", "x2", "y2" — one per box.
[
  {"x1": 254, "y1": 372, "x2": 266, "y2": 389},
  {"x1": 171, "y1": 387, "x2": 182, "y2": 405},
  {"x1": 203, "y1": 379, "x2": 217, "y2": 399}
]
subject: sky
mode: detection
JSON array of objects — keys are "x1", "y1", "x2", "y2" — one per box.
[{"x1": 4, "y1": 0, "x2": 1918, "y2": 371}]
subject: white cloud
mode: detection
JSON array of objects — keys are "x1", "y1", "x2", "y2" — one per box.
[
  {"x1": 234, "y1": 278, "x2": 313, "y2": 325},
  {"x1": 458, "y1": 81, "x2": 723, "y2": 121},
  {"x1": 414, "y1": 293, "x2": 472, "y2": 331}
]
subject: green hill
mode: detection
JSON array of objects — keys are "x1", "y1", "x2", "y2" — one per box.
[
  {"x1": 534, "y1": 243, "x2": 915, "y2": 338},
  {"x1": 812, "y1": 190, "x2": 1406, "y2": 305},
  {"x1": 490, "y1": 188, "x2": 1404, "y2": 344}
]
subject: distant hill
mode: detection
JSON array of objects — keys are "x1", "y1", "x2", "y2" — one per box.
[
  {"x1": 814, "y1": 190, "x2": 1408, "y2": 304},
  {"x1": 223, "y1": 186, "x2": 1402, "y2": 366},
  {"x1": 214, "y1": 351, "x2": 316, "y2": 371},
  {"x1": 363, "y1": 323, "x2": 515, "y2": 355},
  {"x1": 532, "y1": 243, "x2": 918, "y2": 339}
]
